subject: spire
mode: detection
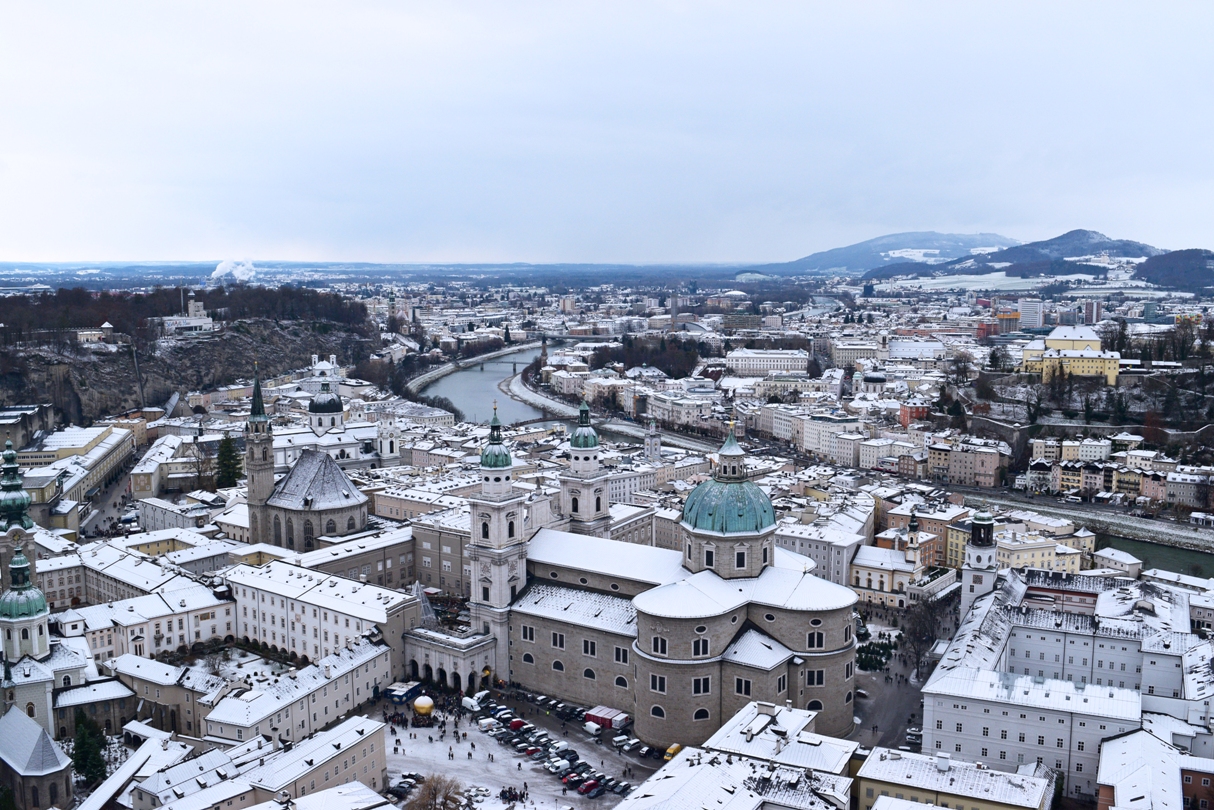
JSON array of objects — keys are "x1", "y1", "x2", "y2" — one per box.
[
  {"x1": 714, "y1": 429, "x2": 747, "y2": 482},
  {"x1": 0, "y1": 441, "x2": 33, "y2": 532},
  {"x1": 249, "y1": 362, "x2": 268, "y2": 422},
  {"x1": 481, "y1": 401, "x2": 513, "y2": 469}
]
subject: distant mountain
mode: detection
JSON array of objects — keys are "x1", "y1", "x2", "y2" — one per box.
[
  {"x1": 1135, "y1": 249, "x2": 1214, "y2": 292},
  {"x1": 863, "y1": 229, "x2": 1165, "y2": 280},
  {"x1": 742, "y1": 232, "x2": 1019, "y2": 276}
]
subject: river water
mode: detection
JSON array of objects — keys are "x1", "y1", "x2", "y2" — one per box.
[
  {"x1": 1100, "y1": 534, "x2": 1214, "y2": 578},
  {"x1": 420, "y1": 347, "x2": 547, "y2": 425}
]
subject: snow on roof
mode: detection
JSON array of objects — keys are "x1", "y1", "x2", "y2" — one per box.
[
  {"x1": 246, "y1": 782, "x2": 389, "y2": 810},
  {"x1": 527, "y1": 528, "x2": 687, "y2": 587},
  {"x1": 0, "y1": 705, "x2": 70, "y2": 776},
  {"x1": 1093, "y1": 547, "x2": 1142, "y2": 565},
  {"x1": 851, "y1": 545, "x2": 915, "y2": 573},
  {"x1": 1095, "y1": 730, "x2": 1182, "y2": 810},
  {"x1": 240, "y1": 717, "x2": 382, "y2": 791},
  {"x1": 702, "y1": 701, "x2": 855, "y2": 774},
  {"x1": 266, "y1": 449, "x2": 368, "y2": 511},
  {"x1": 53, "y1": 679, "x2": 135, "y2": 708},
  {"x1": 858, "y1": 748, "x2": 1050, "y2": 809},
  {"x1": 928, "y1": 667, "x2": 1140, "y2": 721},
  {"x1": 512, "y1": 583, "x2": 636, "y2": 636},
  {"x1": 721, "y1": 628, "x2": 795, "y2": 671}
]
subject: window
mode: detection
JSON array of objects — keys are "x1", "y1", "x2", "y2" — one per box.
[
  {"x1": 777, "y1": 674, "x2": 787, "y2": 693},
  {"x1": 481, "y1": 522, "x2": 489, "y2": 539},
  {"x1": 552, "y1": 660, "x2": 564, "y2": 672},
  {"x1": 692, "y1": 638, "x2": 709, "y2": 657},
  {"x1": 552, "y1": 632, "x2": 565, "y2": 649},
  {"x1": 614, "y1": 646, "x2": 629, "y2": 664},
  {"x1": 614, "y1": 676, "x2": 627, "y2": 688},
  {"x1": 692, "y1": 677, "x2": 710, "y2": 695},
  {"x1": 650, "y1": 674, "x2": 666, "y2": 693},
  {"x1": 704, "y1": 549, "x2": 715, "y2": 567},
  {"x1": 583, "y1": 669, "x2": 596, "y2": 680},
  {"x1": 508, "y1": 521, "x2": 515, "y2": 538},
  {"x1": 807, "y1": 632, "x2": 824, "y2": 649},
  {"x1": 736, "y1": 550, "x2": 746, "y2": 569},
  {"x1": 808, "y1": 670, "x2": 824, "y2": 686},
  {"x1": 807, "y1": 700, "x2": 823, "y2": 710},
  {"x1": 571, "y1": 497, "x2": 579, "y2": 513},
  {"x1": 522, "y1": 653, "x2": 534, "y2": 664},
  {"x1": 650, "y1": 705, "x2": 665, "y2": 719},
  {"x1": 693, "y1": 708, "x2": 709, "y2": 720},
  {"x1": 956, "y1": 723, "x2": 963, "y2": 733},
  {"x1": 652, "y1": 636, "x2": 668, "y2": 656},
  {"x1": 583, "y1": 639, "x2": 597, "y2": 657},
  {"x1": 521, "y1": 625, "x2": 534, "y2": 642},
  {"x1": 735, "y1": 678, "x2": 751, "y2": 696}
]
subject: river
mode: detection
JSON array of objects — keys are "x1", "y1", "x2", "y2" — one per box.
[
  {"x1": 1100, "y1": 534, "x2": 1214, "y2": 578},
  {"x1": 420, "y1": 347, "x2": 546, "y2": 424}
]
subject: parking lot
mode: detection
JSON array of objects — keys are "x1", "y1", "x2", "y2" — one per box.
[{"x1": 371, "y1": 692, "x2": 662, "y2": 810}]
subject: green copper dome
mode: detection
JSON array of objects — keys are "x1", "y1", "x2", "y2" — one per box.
[
  {"x1": 569, "y1": 401, "x2": 599, "y2": 450},
  {"x1": 681, "y1": 431, "x2": 775, "y2": 534},
  {"x1": 0, "y1": 547, "x2": 47, "y2": 620},
  {"x1": 0, "y1": 441, "x2": 33, "y2": 533},
  {"x1": 480, "y1": 407, "x2": 513, "y2": 469}
]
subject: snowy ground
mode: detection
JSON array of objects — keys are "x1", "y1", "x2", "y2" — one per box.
[{"x1": 368, "y1": 703, "x2": 660, "y2": 810}]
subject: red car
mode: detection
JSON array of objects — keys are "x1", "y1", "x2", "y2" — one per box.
[{"x1": 577, "y1": 781, "x2": 600, "y2": 795}]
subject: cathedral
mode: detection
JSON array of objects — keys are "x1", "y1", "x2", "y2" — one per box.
[
  {"x1": 244, "y1": 369, "x2": 368, "y2": 548},
  {"x1": 403, "y1": 407, "x2": 859, "y2": 748}
]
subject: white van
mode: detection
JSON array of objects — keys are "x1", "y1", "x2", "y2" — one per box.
[
  {"x1": 584, "y1": 721, "x2": 602, "y2": 737},
  {"x1": 550, "y1": 741, "x2": 570, "y2": 752},
  {"x1": 462, "y1": 696, "x2": 482, "y2": 712},
  {"x1": 477, "y1": 718, "x2": 500, "y2": 732}
]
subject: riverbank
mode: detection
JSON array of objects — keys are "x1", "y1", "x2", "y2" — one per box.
[
  {"x1": 503, "y1": 372, "x2": 718, "y2": 453},
  {"x1": 405, "y1": 341, "x2": 541, "y2": 395},
  {"x1": 960, "y1": 493, "x2": 1214, "y2": 554}
]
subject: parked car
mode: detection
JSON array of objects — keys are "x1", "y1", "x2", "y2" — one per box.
[
  {"x1": 637, "y1": 746, "x2": 652, "y2": 759},
  {"x1": 587, "y1": 786, "x2": 607, "y2": 799},
  {"x1": 577, "y1": 780, "x2": 600, "y2": 795}
]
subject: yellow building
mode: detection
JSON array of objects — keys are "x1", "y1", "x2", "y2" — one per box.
[{"x1": 1021, "y1": 325, "x2": 1119, "y2": 384}]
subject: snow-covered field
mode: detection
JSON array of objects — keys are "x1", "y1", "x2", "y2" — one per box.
[
  {"x1": 879, "y1": 271, "x2": 1096, "y2": 292},
  {"x1": 375, "y1": 711, "x2": 657, "y2": 810}
]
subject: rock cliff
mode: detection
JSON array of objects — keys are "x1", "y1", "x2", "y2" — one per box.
[{"x1": 0, "y1": 319, "x2": 373, "y2": 425}]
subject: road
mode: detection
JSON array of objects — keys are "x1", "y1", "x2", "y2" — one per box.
[{"x1": 81, "y1": 451, "x2": 143, "y2": 537}]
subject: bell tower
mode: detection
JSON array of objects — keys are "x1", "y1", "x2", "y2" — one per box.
[
  {"x1": 960, "y1": 510, "x2": 998, "y2": 617},
  {"x1": 560, "y1": 401, "x2": 611, "y2": 537},
  {"x1": 644, "y1": 418, "x2": 661, "y2": 462},
  {"x1": 245, "y1": 364, "x2": 275, "y2": 544},
  {"x1": 467, "y1": 405, "x2": 529, "y2": 658}
]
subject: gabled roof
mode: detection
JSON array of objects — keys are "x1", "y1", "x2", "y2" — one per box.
[
  {"x1": 0, "y1": 705, "x2": 70, "y2": 776},
  {"x1": 266, "y1": 449, "x2": 367, "y2": 511}
]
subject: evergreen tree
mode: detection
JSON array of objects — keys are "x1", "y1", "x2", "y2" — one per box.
[
  {"x1": 503, "y1": 325, "x2": 512, "y2": 344},
  {"x1": 73, "y1": 709, "x2": 108, "y2": 786},
  {"x1": 215, "y1": 436, "x2": 242, "y2": 489},
  {"x1": 0, "y1": 785, "x2": 15, "y2": 810}
]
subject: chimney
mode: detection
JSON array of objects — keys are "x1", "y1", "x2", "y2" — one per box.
[
  {"x1": 935, "y1": 753, "x2": 950, "y2": 772},
  {"x1": 323, "y1": 665, "x2": 331, "y2": 678}
]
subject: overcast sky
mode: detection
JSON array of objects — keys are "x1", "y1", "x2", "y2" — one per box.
[{"x1": 1, "y1": 2, "x2": 1212, "y2": 264}]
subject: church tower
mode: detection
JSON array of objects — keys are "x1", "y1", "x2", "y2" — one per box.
[
  {"x1": 681, "y1": 429, "x2": 776, "y2": 579},
  {"x1": 467, "y1": 406, "x2": 529, "y2": 659},
  {"x1": 960, "y1": 510, "x2": 998, "y2": 617},
  {"x1": 560, "y1": 402, "x2": 611, "y2": 537},
  {"x1": 0, "y1": 546, "x2": 50, "y2": 663},
  {"x1": 377, "y1": 417, "x2": 401, "y2": 466},
  {"x1": 644, "y1": 418, "x2": 661, "y2": 462},
  {"x1": 245, "y1": 365, "x2": 275, "y2": 545}
]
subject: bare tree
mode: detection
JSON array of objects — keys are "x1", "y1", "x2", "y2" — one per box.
[
  {"x1": 949, "y1": 351, "x2": 975, "y2": 386},
  {"x1": 406, "y1": 776, "x2": 464, "y2": 810}
]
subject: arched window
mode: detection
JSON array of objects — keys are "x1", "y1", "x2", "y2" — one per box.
[
  {"x1": 326, "y1": 519, "x2": 337, "y2": 535},
  {"x1": 807, "y1": 700, "x2": 823, "y2": 711},
  {"x1": 583, "y1": 669, "x2": 595, "y2": 680},
  {"x1": 30, "y1": 786, "x2": 38, "y2": 809},
  {"x1": 845, "y1": 691, "x2": 853, "y2": 703},
  {"x1": 508, "y1": 520, "x2": 515, "y2": 538},
  {"x1": 303, "y1": 521, "x2": 314, "y2": 549},
  {"x1": 286, "y1": 519, "x2": 294, "y2": 548},
  {"x1": 262, "y1": 447, "x2": 268, "y2": 461},
  {"x1": 552, "y1": 660, "x2": 564, "y2": 672},
  {"x1": 614, "y1": 676, "x2": 627, "y2": 688},
  {"x1": 595, "y1": 497, "x2": 601, "y2": 512},
  {"x1": 21, "y1": 628, "x2": 28, "y2": 640},
  {"x1": 330, "y1": 417, "x2": 335, "y2": 427},
  {"x1": 347, "y1": 516, "x2": 356, "y2": 532},
  {"x1": 389, "y1": 440, "x2": 395, "y2": 454},
  {"x1": 650, "y1": 705, "x2": 665, "y2": 719},
  {"x1": 693, "y1": 709, "x2": 709, "y2": 721},
  {"x1": 250, "y1": 514, "x2": 257, "y2": 539},
  {"x1": 273, "y1": 516, "x2": 282, "y2": 545},
  {"x1": 807, "y1": 632, "x2": 823, "y2": 649},
  {"x1": 49, "y1": 783, "x2": 57, "y2": 806},
  {"x1": 522, "y1": 653, "x2": 534, "y2": 664},
  {"x1": 481, "y1": 522, "x2": 490, "y2": 539},
  {"x1": 571, "y1": 497, "x2": 579, "y2": 514},
  {"x1": 26, "y1": 702, "x2": 35, "y2": 718},
  {"x1": 62, "y1": 676, "x2": 71, "y2": 687}
]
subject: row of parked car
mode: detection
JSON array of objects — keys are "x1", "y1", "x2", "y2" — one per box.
[
  {"x1": 475, "y1": 703, "x2": 634, "y2": 799},
  {"x1": 386, "y1": 772, "x2": 428, "y2": 801}
]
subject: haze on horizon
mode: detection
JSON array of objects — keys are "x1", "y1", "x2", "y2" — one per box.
[{"x1": 1, "y1": 2, "x2": 1211, "y2": 266}]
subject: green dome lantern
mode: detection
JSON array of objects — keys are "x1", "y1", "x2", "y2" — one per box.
[
  {"x1": 569, "y1": 401, "x2": 599, "y2": 450},
  {"x1": 480, "y1": 404, "x2": 513, "y2": 469},
  {"x1": 0, "y1": 546, "x2": 47, "y2": 620},
  {"x1": 681, "y1": 430, "x2": 775, "y2": 534},
  {"x1": 0, "y1": 441, "x2": 33, "y2": 533}
]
